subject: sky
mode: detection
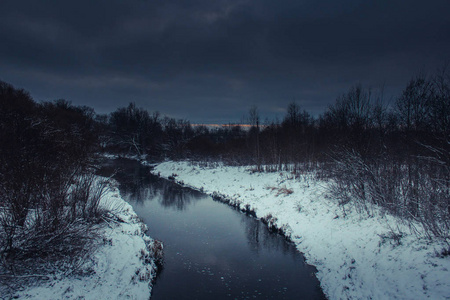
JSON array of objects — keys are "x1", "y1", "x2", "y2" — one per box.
[{"x1": 1, "y1": 0, "x2": 449, "y2": 124}]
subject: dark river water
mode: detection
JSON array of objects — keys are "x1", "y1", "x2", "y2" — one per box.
[{"x1": 99, "y1": 158, "x2": 326, "y2": 300}]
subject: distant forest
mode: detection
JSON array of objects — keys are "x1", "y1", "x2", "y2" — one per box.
[{"x1": 1, "y1": 68, "x2": 449, "y2": 256}]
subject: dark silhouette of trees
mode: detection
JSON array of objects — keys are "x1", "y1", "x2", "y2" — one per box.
[
  {"x1": 161, "y1": 117, "x2": 193, "y2": 158},
  {"x1": 321, "y1": 85, "x2": 374, "y2": 155},
  {"x1": 109, "y1": 102, "x2": 163, "y2": 157},
  {"x1": 397, "y1": 75, "x2": 433, "y2": 134},
  {"x1": 248, "y1": 106, "x2": 261, "y2": 170},
  {"x1": 3, "y1": 65, "x2": 447, "y2": 247},
  {"x1": 280, "y1": 102, "x2": 315, "y2": 170},
  {"x1": 0, "y1": 82, "x2": 107, "y2": 277},
  {"x1": 157, "y1": 72, "x2": 448, "y2": 242},
  {"x1": 107, "y1": 102, "x2": 196, "y2": 160}
]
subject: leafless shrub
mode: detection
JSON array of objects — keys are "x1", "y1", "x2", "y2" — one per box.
[
  {"x1": 329, "y1": 148, "x2": 375, "y2": 215},
  {"x1": 69, "y1": 173, "x2": 110, "y2": 221},
  {"x1": 0, "y1": 216, "x2": 102, "y2": 297},
  {"x1": 265, "y1": 185, "x2": 294, "y2": 196},
  {"x1": 330, "y1": 145, "x2": 449, "y2": 243},
  {"x1": 0, "y1": 173, "x2": 111, "y2": 296},
  {"x1": 378, "y1": 230, "x2": 404, "y2": 247}
]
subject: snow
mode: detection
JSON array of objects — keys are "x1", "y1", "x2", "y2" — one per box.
[
  {"x1": 153, "y1": 161, "x2": 450, "y2": 300},
  {"x1": 15, "y1": 180, "x2": 160, "y2": 300}
]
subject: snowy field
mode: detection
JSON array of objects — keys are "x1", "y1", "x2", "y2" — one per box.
[
  {"x1": 15, "y1": 179, "x2": 160, "y2": 300},
  {"x1": 153, "y1": 161, "x2": 450, "y2": 300}
]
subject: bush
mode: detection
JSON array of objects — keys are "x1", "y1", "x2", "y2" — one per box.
[
  {"x1": 0, "y1": 82, "x2": 107, "y2": 291},
  {"x1": 329, "y1": 146, "x2": 450, "y2": 242}
]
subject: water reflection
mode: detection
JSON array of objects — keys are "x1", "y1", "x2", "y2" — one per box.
[
  {"x1": 102, "y1": 159, "x2": 203, "y2": 210},
  {"x1": 110, "y1": 159, "x2": 297, "y2": 254},
  {"x1": 158, "y1": 183, "x2": 203, "y2": 210},
  {"x1": 243, "y1": 218, "x2": 296, "y2": 257},
  {"x1": 99, "y1": 158, "x2": 326, "y2": 300}
]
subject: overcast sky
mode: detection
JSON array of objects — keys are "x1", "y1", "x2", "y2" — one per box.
[{"x1": 1, "y1": 0, "x2": 449, "y2": 123}]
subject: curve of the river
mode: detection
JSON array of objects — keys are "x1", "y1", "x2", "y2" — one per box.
[{"x1": 100, "y1": 158, "x2": 326, "y2": 300}]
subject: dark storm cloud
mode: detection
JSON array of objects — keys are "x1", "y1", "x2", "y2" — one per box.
[{"x1": 1, "y1": 0, "x2": 449, "y2": 123}]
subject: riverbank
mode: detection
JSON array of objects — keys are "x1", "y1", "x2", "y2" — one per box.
[
  {"x1": 14, "y1": 179, "x2": 161, "y2": 300},
  {"x1": 153, "y1": 161, "x2": 450, "y2": 300}
]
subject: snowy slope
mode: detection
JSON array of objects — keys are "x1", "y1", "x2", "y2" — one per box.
[
  {"x1": 15, "y1": 181, "x2": 160, "y2": 300},
  {"x1": 153, "y1": 161, "x2": 450, "y2": 300}
]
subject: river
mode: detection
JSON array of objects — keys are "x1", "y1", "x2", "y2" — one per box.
[{"x1": 100, "y1": 158, "x2": 326, "y2": 299}]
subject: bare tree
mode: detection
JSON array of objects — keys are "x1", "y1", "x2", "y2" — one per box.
[
  {"x1": 248, "y1": 105, "x2": 261, "y2": 170},
  {"x1": 396, "y1": 75, "x2": 433, "y2": 133}
]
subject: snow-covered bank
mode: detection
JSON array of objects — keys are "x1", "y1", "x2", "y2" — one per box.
[
  {"x1": 15, "y1": 180, "x2": 161, "y2": 300},
  {"x1": 153, "y1": 161, "x2": 450, "y2": 300}
]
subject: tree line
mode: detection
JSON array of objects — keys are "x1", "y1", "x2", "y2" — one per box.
[
  {"x1": 100, "y1": 70, "x2": 449, "y2": 243},
  {"x1": 1, "y1": 66, "x2": 449, "y2": 269},
  {"x1": 180, "y1": 71, "x2": 449, "y2": 243}
]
